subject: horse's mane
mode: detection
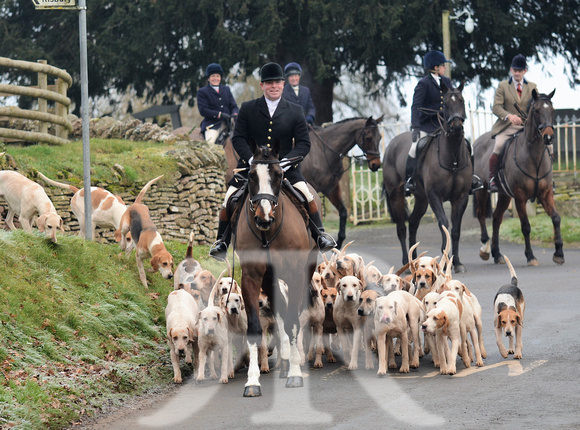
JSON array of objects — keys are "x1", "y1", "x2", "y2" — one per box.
[{"x1": 319, "y1": 117, "x2": 367, "y2": 129}]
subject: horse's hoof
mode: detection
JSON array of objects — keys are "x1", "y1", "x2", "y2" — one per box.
[
  {"x1": 479, "y1": 251, "x2": 490, "y2": 261},
  {"x1": 285, "y1": 376, "x2": 303, "y2": 388},
  {"x1": 454, "y1": 264, "x2": 466, "y2": 273},
  {"x1": 553, "y1": 255, "x2": 565, "y2": 265},
  {"x1": 279, "y1": 359, "x2": 289, "y2": 378},
  {"x1": 243, "y1": 385, "x2": 262, "y2": 397},
  {"x1": 494, "y1": 256, "x2": 506, "y2": 264},
  {"x1": 527, "y1": 258, "x2": 539, "y2": 266}
]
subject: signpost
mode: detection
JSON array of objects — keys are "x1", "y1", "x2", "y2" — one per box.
[{"x1": 33, "y1": 0, "x2": 92, "y2": 240}]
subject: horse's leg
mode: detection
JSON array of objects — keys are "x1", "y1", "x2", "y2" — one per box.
[
  {"x1": 241, "y1": 274, "x2": 263, "y2": 397},
  {"x1": 491, "y1": 195, "x2": 512, "y2": 264},
  {"x1": 277, "y1": 313, "x2": 303, "y2": 388},
  {"x1": 408, "y1": 197, "x2": 429, "y2": 259},
  {"x1": 327, "y1": 185, "x2": 347, "y2": 249},
  {"x1": 538, "y1": 190, "x2": 565, "y2": 265},
  {"x1": 450, "y1": 195, "x2": 469, "y2": 273},
  {"x1": 474, "y1": 190, "x2": 491, "y2": 260},
  {"x1": 512, "y1": 194, "x2": 538, "y2": 266},
  {"x1": 425, "y1": 191, "x2": 450, "y2": 258},
  {"x1": 388, "y1": 187, "x2": 409, "y2": 265}
]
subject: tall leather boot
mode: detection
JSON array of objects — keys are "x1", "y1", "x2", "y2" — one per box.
[
  {"x1": 308, "y1": 200, "x2": 337, "y2": 253},
  {"x1": 209, "y1": 207, "x2": 232, "y2": 262},
  {"x1": 488, "y1": 153, "x2": 500, "y2": 193},
  {"x1": 403, "y1": 155, "x2": 417, "y2": 196},
  {"x1": 470, "y1": 154, "x2": 484, "y2": 194}
]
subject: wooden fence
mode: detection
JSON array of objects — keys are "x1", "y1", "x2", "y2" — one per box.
[{"x1": 0, "y1": 57, "x2": 73, "y2": 145}]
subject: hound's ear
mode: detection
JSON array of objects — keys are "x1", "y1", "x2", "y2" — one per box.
[
  {"x1": 168, "y1": 328, "x2": 174, "y2": 339},
  {"x1": 187, "y1": 327, "x2": 195, "y2": 340},
  {"x1": 393, "y1": 301, "x2": 397, "y2": 316},
  {"x1": 441, "y1": 314, "x2": 449, "y2": 334},
  {"x1": 36, "y1": 215, "x2": 46, "y2": 232},
  {"x1": 516, "y1": 313, "x2": 523, "y2": 327},
  {"x1": 216, "y1": 312, "x2": 221, "y2": 323},
  {"x1": 59, "y1": 218, "x2": 64, "y2": 232},
  {"x1": 401, "y1": 279, "x2": 412, "y2": 292},
  {"x1": 150, "y1": 255, "x2": 160, "y2": 271}
]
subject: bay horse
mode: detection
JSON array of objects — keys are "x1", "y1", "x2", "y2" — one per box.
[
  {"x1": 302, "y1": 116, "x2": 383, "y2": 249},
  {"x1": 233, "y1": 138, "x2": 319, "y2": 397},
  {"x1": 473, "y1": 89, "x2": 564, "y2": 266},
  {"x1": 225, "y1": 116, "x2": 384, "y2": 248},
  {"x1": 382, "y1": 82, "x2": 471, "y2": 272}
]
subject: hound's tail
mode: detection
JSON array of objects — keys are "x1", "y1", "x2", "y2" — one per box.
[
  {"x1": 503, "y1": 255, "x2": 518, "y2": 287},
  {"x1": 185, "y1": 231, "x2": 194, "y2": 259},
  {"x1": 134, "y1": 175, "x2": 163, "y2": 204},
  {"x1": 38, "y1": 172, "x2": 80, "y2": 193}
]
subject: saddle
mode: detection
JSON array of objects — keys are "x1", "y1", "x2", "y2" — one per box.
[{"x1": 495, "y1": 132, "x2": 521, "y2": 197}]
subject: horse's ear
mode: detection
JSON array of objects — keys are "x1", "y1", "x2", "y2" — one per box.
[
  {"x1": 375, "y1": 114, "x2": 384, "y2": 124},
  {"x1": 548, "y1": 89, "x2": 556, "y2": 99},
  {"x1": 249, "y1": 137, "x2": 258, "y2": 155},
  {"x1": 532, "y1": 88, "x2": 539, "y2": 100},
  {"x1": 458, "y1": 80, "x2": 465, "y2": 92},
  {"x1": 272, "y1": 138, "x2": 281, "y2": 157}
]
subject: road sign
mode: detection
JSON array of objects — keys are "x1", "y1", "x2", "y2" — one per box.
[{"x1": 32, "y1": 0, "x2": 77, "y2": 9}]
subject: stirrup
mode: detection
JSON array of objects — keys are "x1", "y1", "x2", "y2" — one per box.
[
  {"x1": 209, "y1": 240, "x2": 228, "y2": 262},
  {"x1": 404, "y1": 178, "x2": 415, "y2": 196},
  {"x1": 470, "y1": 175, "x2": 484, "y2": 194},
  {"x1": 317, "y1": 232, "x2": 337, "y2": 253},
  {"x1": 488, "y1": 178, "x2": 499, "y2": 193}
]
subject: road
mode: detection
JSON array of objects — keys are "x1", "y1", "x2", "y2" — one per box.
[{"x1": 78, "y1": 214, "x2": 580, "y2": 430}]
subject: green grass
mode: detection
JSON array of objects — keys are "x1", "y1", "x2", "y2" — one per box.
[
  {"x1": 0, "y1": 230, "x2": 224, "y2": 429},
  {"x1": 498, "y1": 215, "x2": 580, "y2": 247}
]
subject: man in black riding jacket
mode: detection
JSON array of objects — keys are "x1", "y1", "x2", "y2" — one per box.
[
  {"x1": 406, "y1": 50, "x2": 483, "y2": 196},
  {"x1": 209, "y1": 62, "x2": 336, "y2": 262}
]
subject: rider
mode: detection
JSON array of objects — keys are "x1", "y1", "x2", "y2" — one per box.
[
  {"x1": 488, "y1": 54, "x2": 540, "y2": 193},
  {"x1": 282, "y1": 62, "x2": 316, "y2": 125},
  {"x1": 197, "y1": 63, "x2": 239, "y2": 144},
  {"x1": 209, "y1": 62, "x2": 337, "y2": 261},
  {"x1": 406, "y1": 50, "x2": 483, "y2": 196}
]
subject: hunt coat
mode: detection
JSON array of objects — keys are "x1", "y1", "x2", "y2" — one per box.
[
  {"x1": 411, "y1": 74, "x2": 453, "y2": 133},
  {"x1": 491, "y1": 77, "x2": 537, "y2": 138},
  {"x1": 282, "y1": 84, "x2": 316, "y2": 123},
  {"x1": 232, "y1": 96, "x2": 311, "y2": 186},
  {"x1": 197, "y1": 84, "x2": 239, "y2": 133}
]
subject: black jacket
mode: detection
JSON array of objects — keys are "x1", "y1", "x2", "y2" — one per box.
[
  {"x1": 197, "y1": 84, "x2": 239, "y2": 133},
  {"x1": 411, "y1": 74, "x2": 452, "y2": 133}
]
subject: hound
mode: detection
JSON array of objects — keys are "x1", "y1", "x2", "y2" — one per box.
[
  {"x1": 115, "y1": 175, "x2": 174, "y2": 287},
  {"x1": 0, "y1": 170, "x2": 64, "y2": 242},
  {"x1": 165, "y1": 289, "x2": 199, "y2": 383},
  {"x1": 377, "y1": 267, "x2": 414, "y2": 296},
  {"x1": 357, "y1": 289, "x2": 382, "y2": 370},
  {"x1": 373, "y1": 290, "x2": 425, "y2": 374},
  {"x1": 174, "y1": 231, "x2": 202, "y2": 297},
  {"x1": 334, "y1": 241, "x2": 365, "y2": 278},
  {"x1": 38, "y1": 172, "x2": 127, "y2": 240},
  {"x1": 333, "y1": 275, "x2": 365, "y2": 370},
  {"x1": 422, "y1": 292, "x2": 440, "y2": 366},
  {"x1": 321, "y1": 286, "x2": 338, "y2": 363},
  {"x1": 494, "y1": 256, "x2": 525, "y2": 359},
  {"x1": 219, "y1": 292, "x2": 248, "y2": 377},
  {"x1": 191, "y1": 270, "x2": 217, "y2": 309},
  {"x1": 297, "y1": 276, "x2": 325, "y2": 368},
  {"x1": 197, "y1": 305, "x2": 229, "y2": 384},
  {"x1": 363, "y1": 260, "x2": 382, "y2": 286},
  {"x1": 257, "y1": 279, "x2": 288, "y2": 373}
]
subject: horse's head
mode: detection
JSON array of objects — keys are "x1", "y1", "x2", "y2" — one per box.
[
  {"x1": 359, "y1": 115, "x2": 384, "y2": 172},
  {"x1": 247, "y1": 138, "x2": 283, "y2": 231},
  {"x1": 527, "y1": 89, "x2": 556, "y2": 145},
  {"x1": 441, "y1": 81, "x2": 466, "y2": 136}
]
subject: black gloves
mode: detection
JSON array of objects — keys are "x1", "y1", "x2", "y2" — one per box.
[{"x1": 220, "y1": 112, "x2": 231, "y2": 122}]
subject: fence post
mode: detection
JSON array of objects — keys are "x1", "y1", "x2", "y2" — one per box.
[
  {"x1": 37, "y1": 60, "x2": 48, "y2": 135},
  {"x1": 56, "y1": 76, "x2": 68, "y2": 139}
]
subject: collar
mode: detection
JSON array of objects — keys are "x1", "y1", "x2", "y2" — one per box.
[
  {"x1": 430, "y1": 72, "x2": 441, "y2": 86},
  {"x1": 265, "y1": 97, "x2": 281, "y2": 116},
  {"x1": 508, "y1": 77, "x2": 529, "y2": 85}
]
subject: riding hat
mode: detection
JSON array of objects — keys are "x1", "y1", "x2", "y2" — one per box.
[
  {"x1": 423, "y1": 50, "x2": 451, "y2": 70},
  {"x1": 511, "y1": 54, "x2": 527, "y2": 70},
  {"x1": 260, "y1": 62, "x2": 285, "y2": 82},
  {"x1": 284, "y1": 62, "x2": 302, "y2": 77},
  {"x1": 206, "y1": 63, "x2": 224, "y2": 78}
]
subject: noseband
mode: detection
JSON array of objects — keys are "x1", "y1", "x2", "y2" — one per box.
[{"x1": 248, "y1": 158, "x2": 281, "y2": 212}]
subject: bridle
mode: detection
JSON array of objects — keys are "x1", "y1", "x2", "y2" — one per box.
[{"x1": 248, "y1": 158, "x2": 281, "y2": 212}]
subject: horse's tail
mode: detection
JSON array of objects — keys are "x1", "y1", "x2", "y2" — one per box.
[
  {"x1": 382, "y1": 182, "x2": 409, "y2": 222},
  {"x1": 472, "y1": 192, "x2": 492, "y2": 218}
]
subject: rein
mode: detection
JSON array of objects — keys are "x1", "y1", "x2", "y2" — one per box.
[{"x1": 245, "y1": 192, "x2": 285, "y2": 248}]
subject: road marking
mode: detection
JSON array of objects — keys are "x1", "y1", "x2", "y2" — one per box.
[{"x1": 452, "y1": 359, "x2": 547, "y2": 377}]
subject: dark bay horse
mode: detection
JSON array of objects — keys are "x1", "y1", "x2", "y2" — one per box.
[
  {"x1": 473, "y1": 89, "x2": 564, "y2": 266},
  {"x1": 302, "y1": 116, "x2": 383, "y2": 249},
  {"x1": 234, "y1": 138, "x2": 319, "y2": 397},
  {"x1": 382, "y1": 82, "x2": 471, "y2": 272}
]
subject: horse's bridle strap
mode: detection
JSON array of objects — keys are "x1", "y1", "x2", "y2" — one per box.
[{"x1": 250, "y1": 193, "x2": 278, "y2": 205}]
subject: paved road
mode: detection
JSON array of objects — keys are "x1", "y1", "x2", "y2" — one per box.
[{"x1": 80, "y1": 215, "x2": 580, "y2": 430}]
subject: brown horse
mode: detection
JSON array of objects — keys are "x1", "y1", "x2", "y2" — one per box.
[
  {"x1": 234, "y1": 138, "x2": 319, "y2": 397},
  {"x1": 473, "y1": 89, "x2": 564, "y2": 266},
  {"x1": 225, "y1": 116, "x2": 384, "y2": 249},
  {"x1": 382, "y1": 82, "x2": 472, "y2": 272}
]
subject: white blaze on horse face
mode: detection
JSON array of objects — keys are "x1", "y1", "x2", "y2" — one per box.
[
  {"x1": 450, "y1": 95, "x2": 457, "y2": 102},
  {"x1": 256, "y1": 163, "x2": 274, "y2": 220}
]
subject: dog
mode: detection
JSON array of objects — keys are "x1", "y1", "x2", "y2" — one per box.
[
  {"x1": 174, "y1": 231, "x2": 202, "y2": 295},
  {"x1": 373, "y1": 290, "x2": 424, "y2": 375},
  {"x1": 357, "y1": 289, "x2": 382, "y2": 370},
  {"x1": 494, "y1": 256, "x2": 525, "y2": 359},
  {"x1": 333, "y1": 275, "x2": 365, "y2": 370},
  {"x1": 257, "y1": 279, "x2": 288, "y2": 373},
  {"x1": 377, "y1": 267, "x2": 414, "y2": 296},
  {"x1": 363, "y1": 260, "x2": 382, "y2": 286},
  {"x1": 320, "y1": 286, "x2": 338, "y2": 363},
  {"x1": 0, "y1": 170, "x2": 64, "y2": 242},
  {"x1": 196, "y1": 305, "x2": 229, "y2": 383},
  {"x1": 297, "y1": 276, "x2": 325, "y2": 368},
  {"x1": 422, "y1": 290, "x2": 465, "y2": 375},
  {"x1": 422, "y1": 292, "x2": 440, "y2": 366},
  {"x1": 190, "y1": 270, "x2": 217, "y2": 309},
  {"x1": 165, "y1": 289, "x2": 199, "y2": 383},
  {"x1": 38, "y1": 172, "x2": 128, "y2": 240},
  {"x1": 116, "y1": 175, "x2": 174, "y2": 287},
  {"x1": 219, "y1": 292, "x2": 248, "y2": 377},
  {"x1": 412, "y1": 266, "x2": 438, "y2": 301},
  {"x1": 334, "y1": 241, "x2": 365, "y2": 278}
]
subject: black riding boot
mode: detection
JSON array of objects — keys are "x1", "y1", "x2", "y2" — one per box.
[
  {"x1": 403, "y1": 155, "x2": 417, "y2": 196},
  {"x1": 308, "y1": 201, "x2": 337, "y2": 253},
  {"x1": 470, "y1": 155, "x2": 484, "y2": 194},
  {"x1": 209, "y1": 208, "x2": 232, "y2": 262},
  {"x1": 488, "y1": 153, "x2": 500, "y2": 193}
]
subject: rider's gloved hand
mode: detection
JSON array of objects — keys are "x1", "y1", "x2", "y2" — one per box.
[
  {"x1": 220, "y1": 112, "x2": 231, "y2": 122},
  {"x1": 279, "y1": 158, "x2": 292, "y2": 172},
  {"x1": 411, "y1": 128, "x2": 420, "y2": 143}
]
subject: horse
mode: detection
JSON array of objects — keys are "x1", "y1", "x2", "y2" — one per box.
[
  {"x1": 382, "y1": 82, "x2": 471, "y2": 272},
  {"x1": 233, "y1": 138, "x2": 319, "y2": 397},
  {"x1": 225, "y1": 116, "x2": 384, "y2": 248},
  {"x1": 302, "y1": 116, "x2": 383, "y2": 249},
  {"x1": 473, "y1": 89, "x2": 564, "y2": 266}
]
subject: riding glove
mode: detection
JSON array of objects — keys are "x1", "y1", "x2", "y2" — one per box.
[
  {"x1": 411, "y1": 128, "x2": 420, "y2": 143},
  {"x1": 279, "y1": 158, "x2": 292, "y2": 172},
  {"x1": 220, "y1": 112, "x2": 231, "y2": 121},
  {"x1": 248, "y1": 156, "x2": 253, "y2": 166}
]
